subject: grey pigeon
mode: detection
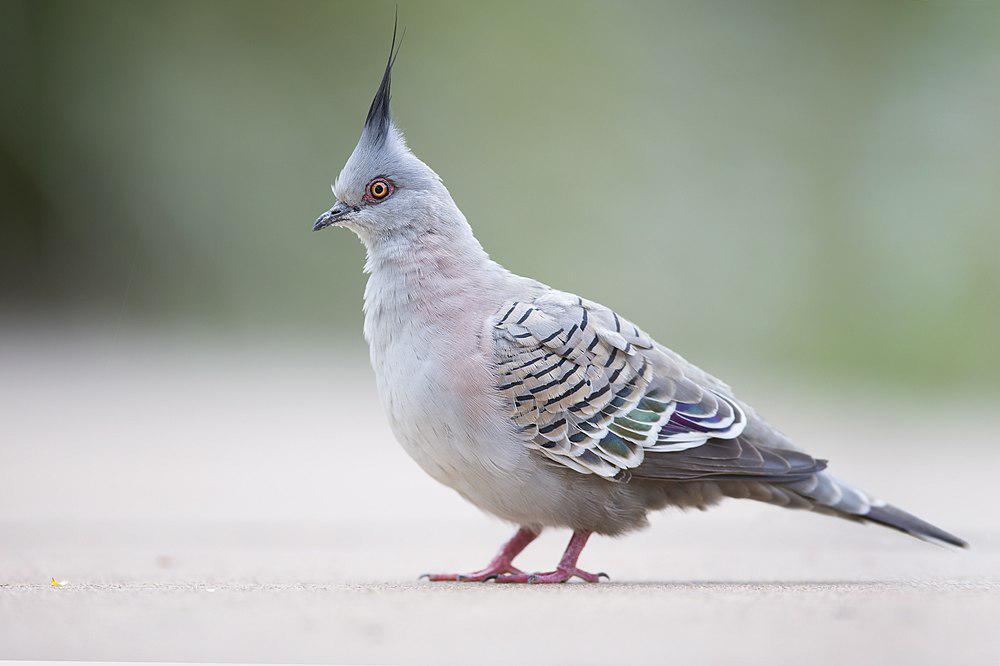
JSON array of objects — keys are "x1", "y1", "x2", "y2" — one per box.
[{"x1": 312, "y1": 26, "x2": 966, "y2": 583}]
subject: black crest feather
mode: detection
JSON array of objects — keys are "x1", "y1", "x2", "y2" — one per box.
[{"x1": 364, "y1": 10, "x2": 404, "y2": 145}]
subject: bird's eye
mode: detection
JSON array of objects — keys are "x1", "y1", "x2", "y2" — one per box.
[{"x1": 367, "y1": 177, "x2": 393, "y2": 202}]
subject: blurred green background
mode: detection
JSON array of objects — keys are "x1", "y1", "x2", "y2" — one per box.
[{"x1": 2, "y1": 0, "x2": 998, "y2": 388}]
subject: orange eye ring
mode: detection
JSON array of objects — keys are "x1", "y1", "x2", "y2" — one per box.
[{"x1": 367, "y1": 177, "x2": 392, "y2": 201}]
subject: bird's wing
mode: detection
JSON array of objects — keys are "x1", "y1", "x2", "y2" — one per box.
[{"x1": 489, "y1": 291, "x2": 823, "y2": 481}]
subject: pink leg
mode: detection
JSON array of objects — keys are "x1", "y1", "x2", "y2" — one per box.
[
  {"x1": 420, "y1": 526, "x2": 539, "y2": 582},
  {"x1": 496, "y1": 530, "x2": 608, "y2": 584}
]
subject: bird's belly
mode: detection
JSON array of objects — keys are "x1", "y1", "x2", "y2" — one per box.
[
  {"x1": 366, "y1": 320, "x2": 645, "y2": 531},
  {"x1": 371, "y1": 337, "x2": 511, "y2": 486},
  {"x1": 389, "y1": 419, "x2": 546, "y2": 521},
  {"x1": 386, "y1": 395, "x2": 478, "y2": 488},
  {"x1": 376, "y1": 360, "x2": 657, "y2": 530},
  {"x1": 370, "y1": 347, "x2": 563, "y2": 522}
]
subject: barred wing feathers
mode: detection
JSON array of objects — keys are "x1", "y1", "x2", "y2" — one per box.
[{"x1": 489, "y1": 292, "x2": 820, "y2": 482}]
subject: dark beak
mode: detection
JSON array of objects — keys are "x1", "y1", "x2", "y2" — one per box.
[{"x1": 313, "y1": 201, "x2": 356, "y2": 231}]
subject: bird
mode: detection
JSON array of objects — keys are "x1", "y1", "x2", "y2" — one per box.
[{"x1": 312, "y1": 23, "x2": 966, "y2": 584}]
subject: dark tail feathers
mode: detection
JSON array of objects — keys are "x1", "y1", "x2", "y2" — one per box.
[{"x1": 864, "y1": 503, "x2": 967, "y2": 548}]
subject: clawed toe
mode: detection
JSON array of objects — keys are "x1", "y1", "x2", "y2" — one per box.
[
  {"x1": 495, "y1": 567, "x2": 608, "y2": 584},
  {"x1": 419, "y1": 564, "x2": 525, "y2": 583},
  {"x1": 419, "y1": 529, "x2": 605, "y2": 585}
]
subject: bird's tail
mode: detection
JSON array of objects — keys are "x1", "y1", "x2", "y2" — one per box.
[
  {"x1": 861, "y1": 502, "x2": 967, "y2": 548},
  {"x1": 784, "y1": 471, "x2": 967, "y2": 548}
]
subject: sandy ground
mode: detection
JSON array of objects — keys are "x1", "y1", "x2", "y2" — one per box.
[{"x1": 1, "y1": 331, "x2": 998, "y2": 664}]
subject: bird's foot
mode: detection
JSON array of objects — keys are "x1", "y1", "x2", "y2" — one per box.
[
  {"x1": 419, "y1": 561, "x2": 526, "y2": 582},
  {"x1": 495, "y1": 567, "x2": 609, "y2": 584}
]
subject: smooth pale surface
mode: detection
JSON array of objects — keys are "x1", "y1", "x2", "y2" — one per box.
[{"x1": 1, "y1": 332, "x2": 997, "y2": 664}]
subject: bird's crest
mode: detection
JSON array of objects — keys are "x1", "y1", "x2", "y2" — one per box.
[{"x1": 363, "y1": 11, "x2": 404, "y2": 146}]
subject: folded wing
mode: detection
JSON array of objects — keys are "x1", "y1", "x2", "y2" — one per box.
[{"x1": 491, "y1": 291, "x2": 821, "y2": 482}]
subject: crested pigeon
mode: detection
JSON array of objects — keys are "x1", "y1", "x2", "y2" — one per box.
[{"x1": 312, "y1": 24, "x2": 966, "y2": 584}]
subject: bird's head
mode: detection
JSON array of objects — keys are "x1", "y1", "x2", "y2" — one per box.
[{"x1": 313, "y1": 20, "x2": 458, "y2": 246}]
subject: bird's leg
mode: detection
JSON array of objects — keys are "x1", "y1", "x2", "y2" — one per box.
[
  {"x1": 420, "y1": 526, "x2": 539, "y2": 582},
  {"x1": 496, "y1": 530, "x2": 608, "y2": 584}
]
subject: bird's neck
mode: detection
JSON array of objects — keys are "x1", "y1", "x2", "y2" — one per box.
[{"x1": 360, "y1": 223, "x2": 507, "y2": 348}]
